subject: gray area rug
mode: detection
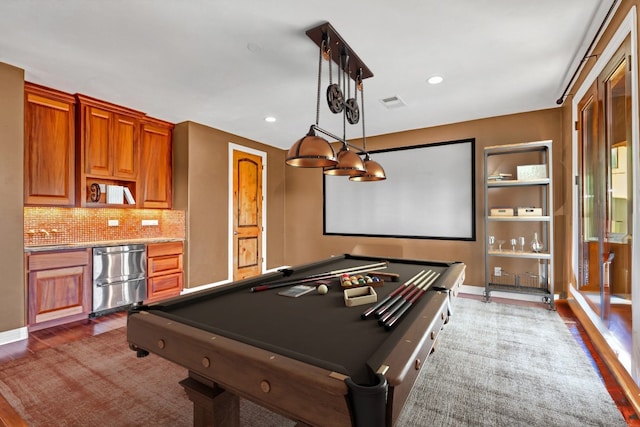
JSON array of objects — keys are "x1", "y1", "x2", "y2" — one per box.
[{"x1": 396, "y1": 297, "x2": 627, "y2": 427}]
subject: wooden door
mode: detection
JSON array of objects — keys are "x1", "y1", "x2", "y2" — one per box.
[
  {"x1": 233, "y1": 150, "x2": 263, "y2": 280},
  {"x1": 24, "y1": 83, "x2": 75, "y2": 206},
  {"x1": 139, "y1": 119, "x2": 173, "y2": 208}
]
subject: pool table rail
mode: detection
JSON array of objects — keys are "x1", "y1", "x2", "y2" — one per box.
[{"x1": 127, "y1": 311, "x2": 354, "y2": 426}]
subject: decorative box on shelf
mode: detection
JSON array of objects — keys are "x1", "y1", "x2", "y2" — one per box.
[
  {"x1": 516, "y1": 164, "x2": 547, "y2": 180},
  {"x1": 490, "y1": 208, "x2": 514, "y2": 216},
  {"x1": 517, "y1": 207, "x2": 542, "y2": 216}
]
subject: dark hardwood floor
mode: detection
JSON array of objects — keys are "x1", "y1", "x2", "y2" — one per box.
[
  {"x1": 0, "y1": 312, "x2": 126, "y2": 365},
  {"x1": 0, "y1": 297, "x2": 638, "y2": 425}
]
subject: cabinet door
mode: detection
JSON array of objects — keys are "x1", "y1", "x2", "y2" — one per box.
[
  {"x1": 84, "y1": 105, "x2": 112, "y2": 176},
  {"x1": 27, "y1": 248, "x2": 92, "y2": 331},
  {"x1": 147, "y1": 273, "x2": 183, "y2": 303},
  {"x1": 112, "y1": 113, "x2": 138, "y2": 179},
  {"x1": 139, "y1": 120, "x2": 173, "y2": 208},
  {"x1": 28, "y1": 266, "x2": 88, "y2": 326},
  {"x1": 24, "y1": 84, "x2": 75, "y2": 206}
]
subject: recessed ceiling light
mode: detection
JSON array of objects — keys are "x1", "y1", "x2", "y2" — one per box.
[
  {"x1": 265, "y1": 116, "x2": 277, "y2": 123},
  {"x1": 427, "y1": 75, "x2": 444, "y2": 85}
]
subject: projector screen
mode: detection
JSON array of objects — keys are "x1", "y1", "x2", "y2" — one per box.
[{"x1": 323, "y1": 138, "x2": 476, "y2": 240}]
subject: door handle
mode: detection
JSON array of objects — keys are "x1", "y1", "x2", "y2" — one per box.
[{"x1": 234, "y1": 231, "x2": 238, "y2": 235}]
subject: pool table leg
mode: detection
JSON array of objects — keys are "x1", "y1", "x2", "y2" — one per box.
[{"x1": 180, "y1": 372, "x2": 240, "y2": 427}]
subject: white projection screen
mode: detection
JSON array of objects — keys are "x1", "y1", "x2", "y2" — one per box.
[{"x1": 323, "y1": 138, "x2": 476, "y2": 240}]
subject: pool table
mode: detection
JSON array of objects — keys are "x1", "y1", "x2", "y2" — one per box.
[{"x1": 127, "y1": 254, "x2": 465, "y2": 426}]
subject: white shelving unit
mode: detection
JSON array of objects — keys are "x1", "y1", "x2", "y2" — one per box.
[{"x1": 483, "y1": 140, "x2": 554, "y2": 309}]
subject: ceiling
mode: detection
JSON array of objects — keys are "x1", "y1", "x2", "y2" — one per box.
[{"x1": 0, "y1": 0, "x2": 615, "y2": 150}]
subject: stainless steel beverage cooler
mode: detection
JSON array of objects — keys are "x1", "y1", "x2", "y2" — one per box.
[{"x1": 92, "y1": 244, "x2": 146, "y2": 314}]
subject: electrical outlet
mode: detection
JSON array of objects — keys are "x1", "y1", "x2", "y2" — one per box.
[
  {"x1": 108, "y1": 219, "x2": 119, "y2": 227},
  {"x1": 494, "y1": 266, "x2": 502, "y2": 277},
  {"x1": 141, "y1": 219, "x2": 159, "y2": 226}
]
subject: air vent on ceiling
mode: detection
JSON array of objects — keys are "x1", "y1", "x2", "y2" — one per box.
[{"x1": 379, "y1": 95, "x2": 406, "y2": 109}]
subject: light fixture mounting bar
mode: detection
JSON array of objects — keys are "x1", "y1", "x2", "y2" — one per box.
[
  {"x1": 305, "y1": 21, "x2": 373, "y2": 81},
  {"x1": 312, "y1": 125, "x2": 366, "y2": 155}
]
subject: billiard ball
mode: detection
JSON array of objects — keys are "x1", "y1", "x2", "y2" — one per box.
[{"x1": 317, "y1": 284, "x2": 328, "y2": 294}]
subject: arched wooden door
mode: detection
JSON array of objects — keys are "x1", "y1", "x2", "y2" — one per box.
[{"x1": 232, "y1": 149, "x2": 263, "y2": 280}]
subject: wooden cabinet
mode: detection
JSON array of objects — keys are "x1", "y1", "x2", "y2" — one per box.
[
  {"x1": 139, "y1": 118, "x2": 174, "y2": 209},
  {"x1": 24, "y1": 85, "x2": 174, "y2": 209},
  {"x1": 146, "y1": 241, "x2": 183, "y2": 303},
  {"x1": 77, "y1": 95, "x2": 144, "y2": 207},
  {"x1": 24, "y1": 83, "x2": 76, "y2": 206},
  {"x1": 26, "y1": 248, "x2": 92, "y2": 331}
]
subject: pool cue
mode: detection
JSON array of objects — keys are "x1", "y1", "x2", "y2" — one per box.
[
  {"x1": 250, "y1": 261, "x2": 389, "y2": 292},
  {"x1": 377, "y1": 271, "x2": 436, "y2": 325},
  {"x1": 360, "y1": 270, "x2": 427, "y2": 319},
  {"x1": 373, "y1": 270, "x2": 434, "y2": 318},
  {"x1": 383, "y1": 272, "x2": 441, "y2": 330}
]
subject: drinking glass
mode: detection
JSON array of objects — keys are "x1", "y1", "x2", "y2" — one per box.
[
  {"x1": 510, "y1": 238, "x2": 517, "y2": 252},
  {"x1": 519, "y1": 236, "x2": 526, "y2": 252},
  {"x1": 488, "y1": 235, "x2": 495, "y2": 251}
]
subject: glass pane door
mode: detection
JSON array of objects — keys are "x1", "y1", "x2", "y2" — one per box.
[
  {"x1": 578, "y1": 87, "x2": 604, "y2": 318},
  {"x1": 577, "y1": 37, "x2": 633, "y2": 356}
]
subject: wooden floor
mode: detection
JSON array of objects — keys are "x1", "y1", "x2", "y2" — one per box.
[{"x1": 0, "y1": 297, "x2": 638, "y2": 426}]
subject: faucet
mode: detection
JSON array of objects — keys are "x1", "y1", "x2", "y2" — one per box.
[{"x1": 39, "y1": 229, "x2": 50, "y2": 237}]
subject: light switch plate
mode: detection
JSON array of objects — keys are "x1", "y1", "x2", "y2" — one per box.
[{"x1": 108, "y1": 219, "x2": 119, "y2": 227}]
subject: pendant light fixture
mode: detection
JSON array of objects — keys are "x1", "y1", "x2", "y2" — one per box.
[
  {"x1": 286, "y1": 22, "x2": 385, "y2": 182},
  {"x1": 349, "y1": 70, "x2": 386, "y2": 181},
  {"x1": 285, "y1": 37, "x2": 337, "y2": 168},
  {"x1": 323, "y1": 54, "x2": 366, "y2": 177}
]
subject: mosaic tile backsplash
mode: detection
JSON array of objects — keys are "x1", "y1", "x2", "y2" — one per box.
[{"x1": 24, "y1": 207, "x2": 185, "y2": 247}]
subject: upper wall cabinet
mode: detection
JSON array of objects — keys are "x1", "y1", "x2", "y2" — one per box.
[
  {"x1": 24, "y1": 83, "x2": 76, "y2": 206},
  {"x1": 76, "y1": 95, "x2": 145, "y2": 207},
  {"x1": 139, "y1": 118, "x2": 174, "y2": 209}
]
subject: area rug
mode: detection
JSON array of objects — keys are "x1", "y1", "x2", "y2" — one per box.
[
  {"x1": 0, "y1": 297, "x2": 629, "y2": 426},
  {"x1": 396, "y1": 297, "x2": 628, "y2": 427},
  {"x1": 0, "y1": 328, "x2": 291, "y2": 427}
]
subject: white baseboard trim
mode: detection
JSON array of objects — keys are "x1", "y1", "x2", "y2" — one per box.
[
  {"x1": 0, "y1": 326, "x2": 28, "y2": 346},
  {"x1": 460, "y1": 284, "x2": 557, "y2": 303}
]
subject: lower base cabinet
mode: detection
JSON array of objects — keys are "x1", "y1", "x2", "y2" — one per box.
[
  {"x1": 147, "y1": 241, "x2": 184, "y2": 303},
  {"x1": 26, "y1": 248, "x2": 92, "y2": 331}
]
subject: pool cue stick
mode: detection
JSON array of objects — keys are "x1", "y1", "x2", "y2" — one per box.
[
  {"x1": 377, "y1": 271, "x2": 436, "y2": 325},
  {"x1": 373, "y1": 270, "x2": 434, "y2": 318},
  {"x1": 383, "y1": 272, "x2": 441, "y2": 330},
  {"x1": 360, "y1": 270, "x2": 427, "y2": 319},
  {"x1": 250, "y1": 261, "x2": 389, "y2": 292}
]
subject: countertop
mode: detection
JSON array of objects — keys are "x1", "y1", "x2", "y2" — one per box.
[{"x1": 24, "y1": 238, "x2": 184, "y2": 252}]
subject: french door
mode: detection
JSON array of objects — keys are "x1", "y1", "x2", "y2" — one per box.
[{"x1": 577, "y1": 37, "x2": 633, "y2": 332}]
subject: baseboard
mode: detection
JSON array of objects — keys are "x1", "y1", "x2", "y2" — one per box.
[
  {"x1": 0, "y1": 326, "x2": 28, "y2": 346},
  {"x1": 460, "y1": 284, "x2": 556, "y2": 303}
]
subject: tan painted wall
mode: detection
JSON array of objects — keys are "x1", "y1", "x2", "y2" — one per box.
[
  {"x1": 173, "y1": 121, "x2": 286, "y2": 288},
  {"x1": 284, "y1": 108, "x2": 564, "y2": 289},
  {"x1": 0, "y1": 62, "x2": 25, "y2": 331}
]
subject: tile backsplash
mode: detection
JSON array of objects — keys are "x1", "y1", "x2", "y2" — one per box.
[{"x1": 24, "y1": 207, "x2": 185, "y2": 247}]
